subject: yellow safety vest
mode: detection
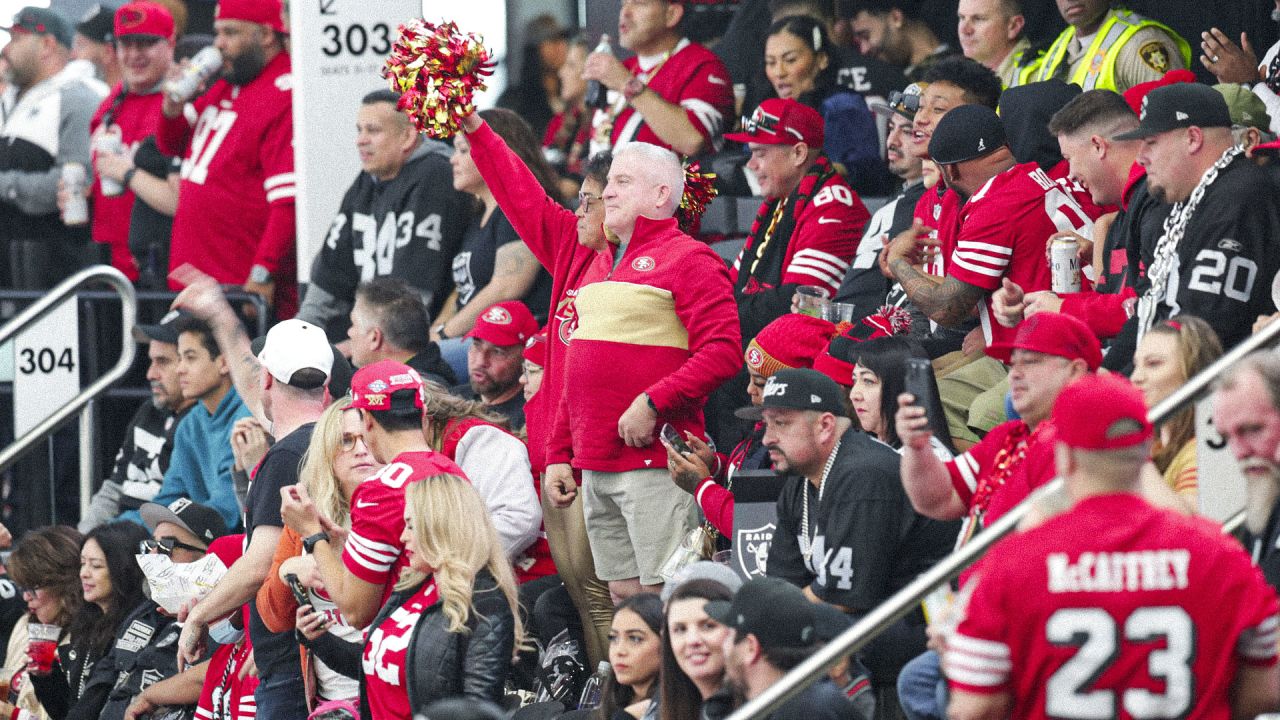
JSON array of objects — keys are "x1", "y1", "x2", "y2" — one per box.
[
  {"x1": 1003, "y1": 47, "x2": 1044, "y2": 89},
  {"x1": 1031, "y1": 9, "x2": 1192, "y2": 91}
]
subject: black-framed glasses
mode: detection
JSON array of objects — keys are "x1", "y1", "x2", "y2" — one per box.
[
  {"x1": 577, "y1": 191, "x2": 601, "y2": 212},
  {"x1": 139, "y1": 537, "x2": 207, "y2": 556},
  {"x1": 740, "y1": 107, "x2": 781, "y2": 135}
]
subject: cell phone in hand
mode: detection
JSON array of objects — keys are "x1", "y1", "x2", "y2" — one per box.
[
  {"x1": 903, "y1": 357, "x2": 957, "y2": 455},
  {"x1": 660, "y1": 423, "x2": 693, "y2": 455},
  {"x1": 284, "y1": 573, "x2": 311, "y2": 609}
]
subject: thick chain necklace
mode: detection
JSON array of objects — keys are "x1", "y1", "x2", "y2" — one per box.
[
  {"x1": 800, "y1": 439, "x2": 842, "y2": 562},
  {"x1": 1136, "y1": 144, "x2": 1242, "y2": 341}
]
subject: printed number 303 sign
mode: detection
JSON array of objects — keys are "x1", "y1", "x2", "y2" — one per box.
[{"x1": 13, "y1": 300, "x2": 79, "y2": 436}]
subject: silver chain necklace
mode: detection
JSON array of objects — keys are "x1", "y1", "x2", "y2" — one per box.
[
  {"x1": 1136, "y1": 144, "x2": 1242, "y2": 342},
  {"x1": 800, "y1": 439, "x2": 842, "y2": 562}
]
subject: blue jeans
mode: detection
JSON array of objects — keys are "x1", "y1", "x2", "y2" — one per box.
[
  {"x1": 255, "y1": 671, "x2": 309, "y2": 720},
  {"x1": 897, "y1": 650, "x2": 947, "y2": 720},
  {"x1": 438, "y1": 336, "x2": 472, "y2": 384}
]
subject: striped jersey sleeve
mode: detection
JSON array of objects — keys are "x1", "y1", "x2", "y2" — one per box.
[{"x1": 342, "y1": 479, "x2": 405, "y2": 585}]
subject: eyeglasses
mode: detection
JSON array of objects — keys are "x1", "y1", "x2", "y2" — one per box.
[
  {"x1": 139, "y1": 537, "x2": 207, "y2": 556},
  {"x1": 577, "y1": 191, "x2": 601, "y2": 212},
  {"x1": 739, "y1": 107, "x2": 781, "y2": 135},
  {"x1": 340, "y1": 432, "x2": 366, "y2": 453},
  {"x1": 886, "y1": 89, "x2": 922, "y2": 116}
]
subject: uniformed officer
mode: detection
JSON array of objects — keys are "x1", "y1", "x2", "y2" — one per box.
[
  {"x1": 956, "y1": 0, "x2": 1039, "y2": 88},
  {"x1": 1032, "y1": 0, "x2": 1191, "y2": 92}
]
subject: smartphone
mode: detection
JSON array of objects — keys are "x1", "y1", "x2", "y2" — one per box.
[
  {"x1": 660, "y1": 423, "x2": 693, "y2": 455},
  {"x1": 284, "y1": 573, "x2": 312, "y2": 609},
  {"x1": 903, "y1": 357, "x2": 957, "y2": 455}
]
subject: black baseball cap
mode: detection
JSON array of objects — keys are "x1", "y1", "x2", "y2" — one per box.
[
  {"x1": 1113, "y1": 83, "x2": 1232, "y2": 141},
  {"x1": 736, "y1": 368, "x2": 846, "y2": 420},
  {"x1": 140, "y1": 498, "x2": 229, "y2": 546},
  {"x1": 5, "y1": 7, "x2": 73, "y2": 47},
  {"x1": 76, "y1": 4, "x2": 118, "y2": 44},
  {"x1": 132, "y1": 308, "x2": 190, "y2": 345},
  {"x1": 929, "y1": 104, "x2": 1007, "y2": 165},
  {"x1": 705, "y1": 577, "x2": 818, "y2": 650}
]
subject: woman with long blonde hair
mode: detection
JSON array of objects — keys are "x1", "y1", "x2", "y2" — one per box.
[
  {"x1": 256, "y1": 399, "x2": 378, "y2": 709},
  {"x1": 358, "y1": 473, "x2": 522, "y2": 719}
]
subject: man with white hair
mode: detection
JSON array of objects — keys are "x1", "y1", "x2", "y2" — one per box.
[{"x1": 543, "y1": 141, "x2": 741, "y2": 601}]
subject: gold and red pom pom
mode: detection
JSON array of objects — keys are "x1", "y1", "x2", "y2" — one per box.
[
  {"x1": 677, "y1": 162, "x2": 718, "y2": 233},
  {"x1": 383, "y1": 19, "x2": 494, "y2": 139}
]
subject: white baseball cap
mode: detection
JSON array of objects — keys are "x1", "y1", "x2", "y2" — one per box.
[{"x1": 252, "y1": 319, "x2": 333, "y2": 389}]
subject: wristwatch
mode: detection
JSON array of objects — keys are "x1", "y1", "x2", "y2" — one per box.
[
  {"x1": 623, "y1": 77, "x2": 647, "y2": 102},
  {"x1": 434, "y1": 323, "x2": 450, "y2": 339},
  {"x1": 302, "y1": 531, "x2": 329, "y2": 554},
  {"x1": 121, "y1": 167, "x2": 138, "y2": 188},
  {"x1": 248, "y1": 264, "x2": 272, "y2": 284}
]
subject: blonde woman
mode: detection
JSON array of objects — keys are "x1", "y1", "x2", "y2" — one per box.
[
  {"x1": 360, "y1": 473, "x2": 522, "y2": 719},
  {"x1": 256, "y1": 399, "x2": 378, "y2": 709}
]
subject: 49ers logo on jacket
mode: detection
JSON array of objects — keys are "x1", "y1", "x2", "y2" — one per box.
[
  {"x1": 481, "y1": 306, "x2": 512, "y2": 325},
  {"x1": 631, "y1": 256, "x2": 656, "y2": 272},
  {"x1": 554, "y1": 296, "x2": 578, "y2": 345}
]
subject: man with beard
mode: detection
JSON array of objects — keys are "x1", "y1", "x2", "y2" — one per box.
[
  {"x1": 704, "y1": 576, "x2": 850, "y2": 720},
  {"x1": 157, "y1": 0, "x2": 298, "y2": 317},
  {"x1": 80, "y1": 309, "x2": 195, "y2": 531},
  {"x1": 451, "y1": 300, "x2": 539, "y2": 431},
  {"x1": 1113, "y1": 82, "x2": 1280, "y2": 349},
  {"x1": 1213, "y1": 351, "x2": 1280, "y2": 593},
  {"x1": 758, "y1": 369, "x2": 957, "y2": 684}
]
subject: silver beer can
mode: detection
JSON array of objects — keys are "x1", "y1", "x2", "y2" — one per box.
[
  {"x1": 1050, "y1": 237, "x2": 1081, "y2": 294},
  {"x1": 162, "y1": 46, "x2": 223, "y2": 104},
  {"x1": 61, "y1": 163, "x2": 89, "y2": 226},
  {"x1": 94, "y1": 131, "x2": 126, "y2": 197}
]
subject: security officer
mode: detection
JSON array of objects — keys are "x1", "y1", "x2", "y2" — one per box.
[{"x1": 1032, "y1": 0, "x2": 1191, "y2": 92}]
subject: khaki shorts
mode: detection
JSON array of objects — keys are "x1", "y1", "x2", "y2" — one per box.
[{"x1": 582, "y1": 468, "x2": 695, "y2": 585}]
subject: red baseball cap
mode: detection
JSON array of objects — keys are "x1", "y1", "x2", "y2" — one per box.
[
  {"x1": 349, "y1": 359, "x2": 424, "y2": 415},
  {"x1": 725, "y1": 98, "x2": 825, "y2": 147},
  {"x1": 115, "y1": 2, "x2": 174, "y2": 40},
  {"x1": 522, "y1": 331, "x2": 547, "y2": 367},
  {"x1": 466, "y1": 301, "x2": 539, "y2": 348},
  {"x1": 986, "y1": 312, "x2": 1102, "y2": 371},
  {"x1": 1052, "y1": 374, "x2": 1153, "y2": 450},
  {"x1": 215, "y1": 0, "x2": 286, "y2": 34},
  {"x1": 1121, "y1": 69, "x2": 1196, "y2": 116}
]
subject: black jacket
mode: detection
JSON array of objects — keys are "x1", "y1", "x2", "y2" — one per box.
[{"x1": 357, "y1": 569, "x2": 515, "y2": 720}]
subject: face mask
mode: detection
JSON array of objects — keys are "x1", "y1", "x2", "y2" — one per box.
[{"x1": 208, "y1": 617, "x2": 244, "y2": 645}]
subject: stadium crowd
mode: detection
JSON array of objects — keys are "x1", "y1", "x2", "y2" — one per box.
[{"x1": 2, "y1": 0, "x2": 1280, "y2": 718}]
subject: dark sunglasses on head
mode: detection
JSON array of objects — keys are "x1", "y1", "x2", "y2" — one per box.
[
  {"x1": 887, "y1": 89, "x2": 922, "y2": 115},
  {"x1": 139, "y1": 536, "x2": 207, "y2": 556}
]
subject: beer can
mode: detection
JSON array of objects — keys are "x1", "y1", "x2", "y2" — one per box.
[
  {"x1": 61, "y1": 163, "x2": 89, "y2": 226},
  {"x1": 94, "y1": 130, "x2": 126, "y2": 197},
  {"x1": 1051, "y1": 237, "x2": 1081, "y2": 294},
  {"x1": 162, "y1": 46, "x2": 223, "y2": 104}
]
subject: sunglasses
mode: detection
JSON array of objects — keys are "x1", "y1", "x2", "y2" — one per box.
[
  {"x1": 739, "y1": 107, "x2": 781, "y2": 135},
  {"x1": 887, "y1": 89, "x2": 922, "y2": 115},
  {"x1": 139, "y1": 536, "x2": 207, "y2": 556}
]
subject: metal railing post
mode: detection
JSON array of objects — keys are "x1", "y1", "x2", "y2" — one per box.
[
  {"x1": 79, "y1": 400, "x2": 97, "y2": 520},
  {"x1": 726, "y1": 317, "x2": 1280, "y2": 720},
  {"x1": 0, "y1": 266, "x2": 137, "y2": 476}
]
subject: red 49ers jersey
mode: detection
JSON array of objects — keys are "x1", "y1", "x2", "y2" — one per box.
[
  {"x1": 945, "y1": 162, "x2": 1093, "y2": 346},
  {"x1": 160, "y1": 52, "x2": 295, "y2": 287},
  {"x1": 362, "y1": 579, "x2": 439, "y2": 720},
  {"x1": 948, "y1": 493, "x2": 1279, "y2": 720},
  {"x1": 342, "y1": 450, "x2": 464, "y2": 602},
  {"x1": 606, "y1": 39, "x2": 733, "y2": 153}
]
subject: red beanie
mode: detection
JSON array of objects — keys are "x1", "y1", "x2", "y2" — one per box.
[{"x1": 745, "y1": 314, "x2": 837, "y2": 378}]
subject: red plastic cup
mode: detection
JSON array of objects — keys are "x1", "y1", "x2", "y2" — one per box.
[{"x1": 27, "y1": 623, "x2": 59, "y2": 675}]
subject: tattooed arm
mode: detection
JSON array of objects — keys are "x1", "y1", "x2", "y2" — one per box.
[
  {"x1": 889, "y1": 258, "x2": 986, "y2": 328},
  {"x1": 437, "y1": 240, "x2": 541, "y2": 338}
]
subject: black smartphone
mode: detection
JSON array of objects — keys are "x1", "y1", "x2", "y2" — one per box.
[
  {"x1": 660, "y1": 423, "x2": 693, "y2": 455},
  {"x1": 284, "y1": 573, "x2": 312, "y2": 609},
  {"x1": 903, "y1": 357, "x2": 957, "y2": 454}
]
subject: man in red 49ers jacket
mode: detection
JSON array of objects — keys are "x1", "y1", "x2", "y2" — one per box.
[
  {"x1": 543, "y1": 142, "x2": 742, "y2": 602},
  {"x1": 726, "y1": 98, "x2": 869, "y2": 344}
]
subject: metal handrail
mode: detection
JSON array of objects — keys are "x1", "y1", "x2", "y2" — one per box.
[
  {"x1": 727, "y1": 316, "x2": 1280, "y2": 720},
  {"x1": 0, "y1": 267, "x2": 137, "y2": 511}
]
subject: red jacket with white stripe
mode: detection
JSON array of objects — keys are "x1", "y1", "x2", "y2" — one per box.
[
  {"x1": 546, "y1": 216, "x2": 742, "y2": 472},
  {"x1": 731, "y1": 165, "x2": 867, "y2": 341}
]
